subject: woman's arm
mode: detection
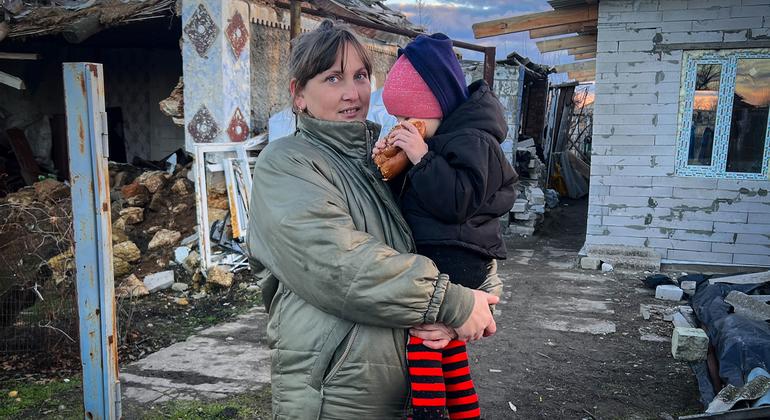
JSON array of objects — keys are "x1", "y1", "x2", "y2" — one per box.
[{"x1": 247, "y1": 145, "x2": 475, "y2": 329}]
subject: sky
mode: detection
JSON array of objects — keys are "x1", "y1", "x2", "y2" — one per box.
[{"x1": 385, "y1": 0, "x2": 573, "y2": 67}]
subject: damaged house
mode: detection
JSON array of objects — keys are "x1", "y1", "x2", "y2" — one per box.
[{"x1": 474, "y1": 0, "x2": 770, "y2": 268}]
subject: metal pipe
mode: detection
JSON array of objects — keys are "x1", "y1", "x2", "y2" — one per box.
[
  {"x1": 483, "y1": 47, "x2": 496, "y2": 89},
  {"x1": 289, "y1": 0, "x2": 301, "y2": 41}
]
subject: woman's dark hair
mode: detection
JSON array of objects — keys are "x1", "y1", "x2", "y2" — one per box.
[{"x1": 289, "y1": 19, "x2": 373, "y2": 94}]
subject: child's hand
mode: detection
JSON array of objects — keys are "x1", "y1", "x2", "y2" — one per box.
[
  {"x1": 389, "y1": 121, "x2": 428, "y2": 164},
  {"x1": 371, "y1": 137, "x2": 388, "y2": 159}
]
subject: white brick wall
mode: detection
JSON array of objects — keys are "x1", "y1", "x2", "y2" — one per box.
[{"x1": 586, "y1": 0, "x2": 770, "y2": 267}]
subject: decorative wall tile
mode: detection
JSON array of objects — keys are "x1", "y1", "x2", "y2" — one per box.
[
  {"x1": 188, "y1": 105, "x2": 219, "y2": 143},
  {"x1": 227, "y1": 107, "x2": 249, "y2": 142},
  {"x1": 226, "y1": 10, "x2": 248, "y2": 59},
  {"x1": 184, "y1": 3, "x2": 219, "y2": 58}
]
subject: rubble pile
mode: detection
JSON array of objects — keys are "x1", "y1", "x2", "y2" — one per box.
[{"x1": 505, "y1": 139, "x2": 555, "y2": 236}]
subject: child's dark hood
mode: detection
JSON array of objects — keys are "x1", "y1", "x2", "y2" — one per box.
[{"x1": 435, "y1": 80, "x2": 508, "y2": 144}]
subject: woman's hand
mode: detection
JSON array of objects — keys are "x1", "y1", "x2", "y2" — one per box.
[
  {"x1": 410, "y1": 323, "x2": 457, "y2": 350},
  {"x1": 389, "y1": 121, "x2": 428, "y2": 164},
  {"x1": 454, "y1": 290, "x2": 499, "y2": 342},
  {"x1": 371, "y1": 137, "x2": 388, "y2": 159}
]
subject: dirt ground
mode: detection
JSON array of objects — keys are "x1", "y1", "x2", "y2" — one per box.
[{"x1": 471, "y1": 197, "x2": 703, "y2": 419}]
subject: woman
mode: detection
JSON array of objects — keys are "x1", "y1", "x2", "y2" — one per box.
[{"x1": 247, "y1": 20, "x2": 499, "y2": 419}]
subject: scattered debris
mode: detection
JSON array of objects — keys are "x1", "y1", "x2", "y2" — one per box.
[
  {"x1": 143, "y1": 270, "x2": 175, "y2": 293},
  {"x1": 656, "y1": 285, "x2": 683, "y2": 301},
  {"x1": 580, "y1": 257, "x2": 601, "y2": 270},
  {"x1": 672, "y1": 327, "x2": 708, "y2": 362},
  {"x1": 709, "y1": 271, "x2": 770, "y2": 285},
  {"x1": 116, "y1": 274, "x2": 149, "y2": 299},
  {"x1": 171, "y1": 282, "x2": 189, "y2": 292},
  {"x1": 207, "y1": 265, "x2": 234, "y2": 288},
  {"x1": 113, "y1": 241, "x2": 141, "y2": 263},
  {"x1": 489, "y1": 369, "x2": 502, "y2": 373},
  {"x1": 724, "y1": 291, "x2": 770, "y2": 322},
  {"x1": 642, "y1": 274, "x2": 674, "y2": 289},
  {"x1": 508, "y1": 401, "x2": 517, "y2": 412},
  {"x1": 174, "y1": 297, "x2": 189, "y2": 306},
  {"x1": 601, "y1": 263, "x2": 613, "y2": 272},
  {"x1": 680, "y1": 280, "x2": 697, "y2": 296},
  {"x1": 148, "y1": 229, "x2": 182, "y2": 250},
  {"x1": 705, "y1": 374, "x2": 770, "y2": 413}
]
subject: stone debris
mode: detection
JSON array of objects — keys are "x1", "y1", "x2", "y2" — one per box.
[
  {"x1": 116, "y1": 274, "x2": 150, "y2": 299},
  {"x1": 207, "y1": 265, "x2": 234, "y2": 288},
  {"x1": 113, "y1": 241, "x2": 141, "y2": 263},
  {"x1": 148, "y1": 229, "x2": 182, "y2": 250},
  {"x1": 143, "y1": 270, "x2": 175, "y2": 293},
  {"x1": 671, "y1": 327, "x2": 708, "y2": 361},
  {"x1": 120, "y1": 207, "x2": 144, "y2": 224},
  {"x1": 580, "y1": 257, "x2": 601, "y2": 270}
]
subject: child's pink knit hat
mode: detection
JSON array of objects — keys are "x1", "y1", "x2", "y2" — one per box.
[{"x1": 382, "y1": 55, "x2": 443, "y2": 119}]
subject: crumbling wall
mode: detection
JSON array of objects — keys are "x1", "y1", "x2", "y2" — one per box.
[{"x1": 587, "y1": 0, "x2": 770, "y2": 267}]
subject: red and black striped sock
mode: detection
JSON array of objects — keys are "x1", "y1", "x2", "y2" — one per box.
[
  {"x1": 407, "y1": 335, "x2": 446, "y2": 419},
  {"x1": 442, "y1": 340, "x2": 480, "y2": 420}
]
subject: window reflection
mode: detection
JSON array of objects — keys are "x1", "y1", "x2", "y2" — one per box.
[
  {"x1": 688, "y1": 64, "x2": 720, "y2": 166},
  {"x1": 727, "y1": 58, "x2": 770, "y2": 173}
]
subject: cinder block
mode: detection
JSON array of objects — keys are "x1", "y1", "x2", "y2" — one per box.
[
  {"x1": 656, "y1": 285, "x2": 684, "y2": 301},
  {"x1": 511, "y1": 199, "x2": 528, "y2": 213},
  {"x1": 680, "y1": 280, "x2": 697, "y2": 296},
  {"x1": 671, "y1": 327, "x2": 709, "y2": 361},
  {"x1": 581, "y1": 257, "x2": 602, "y2": 270}
]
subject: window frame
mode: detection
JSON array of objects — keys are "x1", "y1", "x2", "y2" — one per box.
[{"x1": 676, "y1": 49, "x2": 770, "y2": 180}]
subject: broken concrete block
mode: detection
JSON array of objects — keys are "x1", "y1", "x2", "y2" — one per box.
[
  {"x1": 171, "y1": 282, "x2": 189, "y2": 292},
  {"x1": 672, "y1": 327, "x2": 708, "y2": 361},
  {"x1": 680, "y1": 280, "x2": 697, "y2": 296},
  {"x1": 148, "y1": 229, "x2": 182, "y2": 250},
  {"x1": 709, "y1": 270, "x2": 770, "y2": 285},
  {"x1": 143, "y1": 270, "x2": 175, "y2": 292},
  {"x1": 656, "y1": 285, "x2": 684, "y2": 301},
  {"x1": 725, "y1": 291, "x2": 770, "y2": 322},
  {"x1": 171, "y1": 178, "x2": 192, "y2": 196},
  {"x1": 601, "y1": 263, "x2": 614, "y2": 272},
  {"x1": 511, "y1": 199, "x2": 528, "y2": 213},
  {"x1": 581, "y1": 257, "x2": 602, "y2": 270},
  {"x1": 174, "y1": 246, "x2": 190, "y2": 265},
  {"x1": 183, "y1": 250, "x2": 200, "y2": 274},
  {"x1": 531, "y1": 204, "x2": 546, "y2": 214},
  {"x1": 671, "y1": 312, "x2": 694, "y2": 328},
  {"x1": 113, "y1": 257, "x2": 133, "y2": 278},
  {"x1": 121, "y1": 183, "x2": 150, "y2": 207},
  {"x1": 514, "y1": 211, "x2": 534, "y2": 221},
  {"x1": 136, "y1": 170, "x2": 169, "y2": 194}
]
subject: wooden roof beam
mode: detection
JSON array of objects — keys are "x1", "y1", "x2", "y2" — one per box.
[
  {"x1": 537, "y1": 34, "x2": 597, "y2": 53},
  {"x1": 574, "y1": 52, "x2": 596, "y2": 60},
  {"x1": 555, "y1": 60, "x2": 596, "y2": 74},
  {"x1": 568, "y1": 70, "x2": 596, "y2": 83},
  {"x1": 529, "y1": 20, "x2": 597, "y2": 39},
  {"x1": 472, "y1": 4, "x2": 598, "y2": 39},
  {"x1": 568, "y1": 45, "x2": 597, "y2": 55},
  {"x1": 0, "y1": 52, "x2": 41, "y2": 60}
]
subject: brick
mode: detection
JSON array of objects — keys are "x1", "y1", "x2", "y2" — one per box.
[
  {"x1": 610, "y1": 165, "x2": 674, "y2": 177},
  {"x1": 647, "y1": 238, "x2": 712, "y2": 252},
  {"x1": 651, "y1": 219, "x2": 714, "y2": 231},
  {"x1": 658, "y1": 0, "x2": 688, "y2": 10},
  {"x1": 670, "y1": 231, "x2": 735, "y2": 243},
  {"x1": 602, "y1": 215, "x2": 646, "y2": 226},
  {"x1": 712, "y1": 242, "x2": 770, "y2": 255},
  {"x1": 595, "y1": 175, "x2": 653, "y2": 186},
  {"x1": 594, "y1": 124, "x2": 678, "y2": 136},
  {"x1": 619, "y1": 40, "x2": 656, "y2": 51},
  {"x1": 599, "y1": 51, "x2": 667, "y2": 64},
  {"x1": 749, "y1": 213, "x2": 770, "y2": 224},
  {"x1": 143, "y1": 270, "x2": 175, "y2": 292},
  {"x1": 682, "y1": 211, "x2": 748, "y2": 224},
  {"x1": 671, "y1": 327, "x2": 708, "y2": 361},
  {"x1": 581, "y1": 257, "x2": 603, "y2": 270},
  {"x1": 596, "y1": 135, "x2": 657, "y2": 146},
  {"x1": 584, "y1": 234, "x2": 649, "y2": 247},
  {"x1": 733, "y1": 253, "x2": 770, "y2": 266},
  {"x1": 597, "y1": 82, "x2": 681, "y2": 95},
  {"x1": 607, "y1": 207, "x2": 671, "y2": 217},
  {"x1": 605, "y1": 11, "x2": 664, "y2": 23},
  {"x1": 732, "y1": 5, "x2": 770, "y2": 18},
  {"x1": 606, "y1": 226, "x2": 671, "y2": 238},
  {"x1": 692, "y1": 17, "x2": 763, "y2": 31},
  {"x1": 723, "y1": 30, "x2": 751, "y2": 42},
  {"x1": 656, "y1": 285, "x2": 684, "y2": 301},
  {"x1": 599, "y1": 93, "x2": 667, "y2": 105},
  {"x1": 597, "y1": 41, "x2": 620, "y2": 53},
  {"x1": 687, "y1": 0, "x2": 738, "y2": 9},
  {"x1": 718, "y1": 201, "x2": 770, "y2": 213},
  {"x1": 662, "y1": 9, "x2": 730, "y2": 21},
  {"x1": 668, "y1": 250, "x2": 733, "y2": 264},
  {"x1": 672, "y1": 188, "x2": 727, "y2": 200},
  {"x1": 613, "y1": 103, "x2": 680, "y2": 114},
  {"x1": 716, "y1": 178, "x2": 770, "y2": 191},
  {"x1": 589, "y1": 185, "x2": 612, "y2": 197},
  {"x1": 598, "y1": 28, "x2": 661, "y2": 42},
  {"x1": 653, "y1": 177, "x2": 718, "y2": 189},
  {"x1": 662, "y1": 30, "x2": 724, "y2": 43},
  {"x1": 611, "y1": 186, "x2": 673, "y2": 197}
]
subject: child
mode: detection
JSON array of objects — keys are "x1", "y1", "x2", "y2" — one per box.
[{"x1": 373, "y1": 34, "x2": 518, "y2": 420}]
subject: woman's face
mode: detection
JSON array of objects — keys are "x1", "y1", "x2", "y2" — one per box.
[{"x1": 292, "y1": 44, "x2": 371, "y2": 122}]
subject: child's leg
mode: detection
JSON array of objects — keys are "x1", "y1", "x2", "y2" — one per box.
[
  {"x1": 408, "y1": 335, "x2": 446, "y2": 419},
  {"x1": 442, "y1": 340, "x2": 481, "y2": 420}
]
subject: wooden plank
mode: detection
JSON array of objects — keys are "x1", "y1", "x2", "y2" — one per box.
[
  {"x1": 0, "y1": 70, "x2": 25, "y2": 90},
  {"x1": 709, "y1": 270, "x2": 770, "y2": 285},
  {"x1": 574, "y1": 52, "x2": 596, "y2": 60},
  {"x1": 568, "y1": 70, "x2": 596, "y2": 82},
  {"x1": 6, "y1": 128, "x2": 41, "y2": 185},
  {"x1": 0, "y1": 52, "x2": 41, "y2": 60},
  {"x1": 555, "y1": 60, "x2": 596, "y2": 74},
  {"x1": 537, "y1": 34, "x2": 596, "y2": 53},
  {"x1": 568, "y1": 45, "x2": 596, "y2": 55},
  {"x1": 472, "y1": 4, "x2": 598, "y2": 39},
  {"x1": 529, "y1": 20, "x2": 596, "y2": 39}
]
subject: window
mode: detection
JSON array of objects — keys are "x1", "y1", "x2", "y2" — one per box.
[{"x1": 677, "y1": 50, "x2": 770, "y2": 179}]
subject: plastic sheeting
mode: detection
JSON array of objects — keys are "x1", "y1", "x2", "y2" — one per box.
[{"x1": 689, "y1": 279, "x2": 770, "y2": 409}]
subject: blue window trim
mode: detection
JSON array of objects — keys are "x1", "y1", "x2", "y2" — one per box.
[{"x1": 676, "y1": 50, "x2": 770, "y2": 180}]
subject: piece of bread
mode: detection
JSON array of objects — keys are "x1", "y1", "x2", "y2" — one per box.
[{"x1": 373, "y1": 120, "x2": 427, "y2": 180}]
